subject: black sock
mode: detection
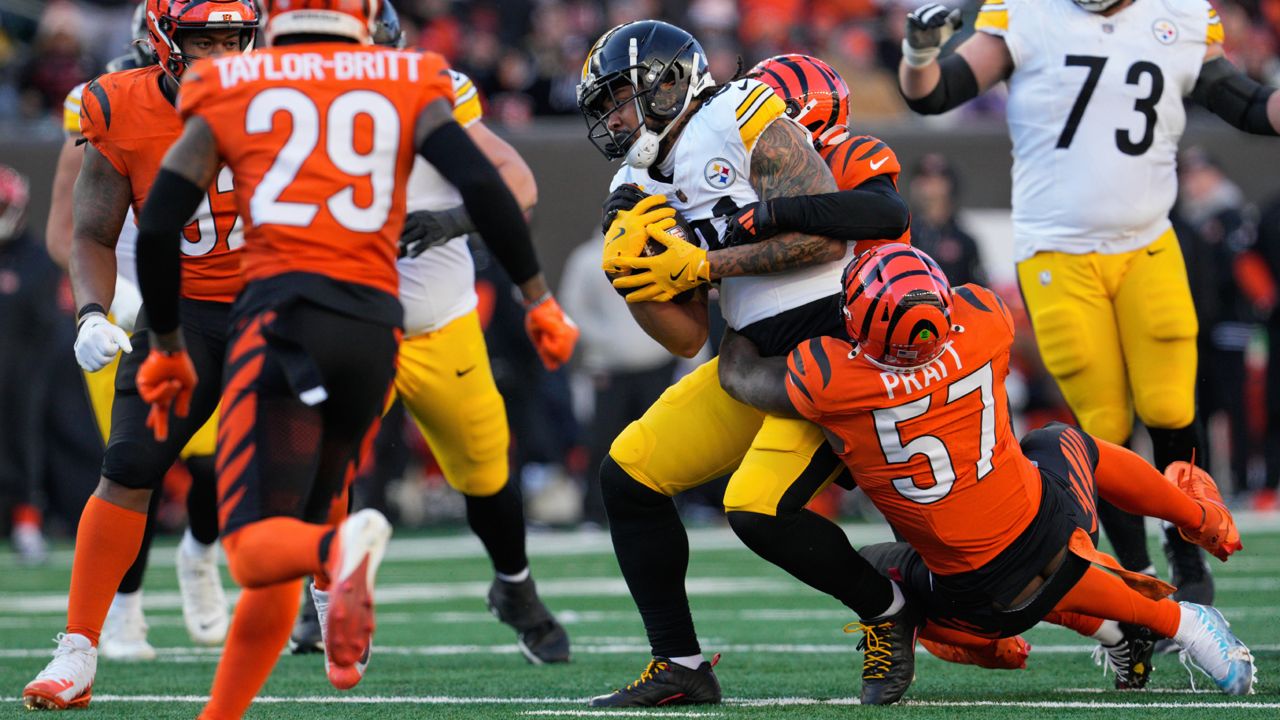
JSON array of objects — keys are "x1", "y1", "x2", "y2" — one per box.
[
  {"x1": 1097, "y1": 497, "x2": 1152, "y2": 572},
  {"x1": 185, "y1": 455, "x2": 219, "y2": 545},
  {"x1": 727, "y1": 509, "x2": 894, "y2": 619},
  {"x1": 465, "y1": 481, "x2": 529, "y2": 577},
  {"x1": 118, "y1": 489, "x2": 162, "y2": 594},
  {"x1": 600, "y1": 456, "x2": 699, "y2": 659}
]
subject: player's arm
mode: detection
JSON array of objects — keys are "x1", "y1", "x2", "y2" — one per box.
[
  {"x1": 717, "y1": 328, "x2": 801, "y2": 418},
  {"x1": 46, "y1": 137, "x2": 83, "y2": 270},
  {"x1": 414, "y1": 98, "x2": 577, "y2": 370},
  {"x1": 720, "y1": 174, "x2": 909, "y2": 247},
  {"x1": 897, "y1": 4, "x2": 1012, "y2": 115},
  {"x1": 400, "y1": 119, "x2": 539, "y2": 258},
  {"x1": 627, "y1": 287, "x2": 710, "y2": 358},
  {"x1": 1190, "y1": 45, "x2": 1280, "y2": 136}
]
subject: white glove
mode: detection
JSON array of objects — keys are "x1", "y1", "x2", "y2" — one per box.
[
  {"x1": 74, "y1": 314, "x2": 133, "y2": 372},
  {"x1": 110, "y1": 276, "x2": 143, "y2": 334}
]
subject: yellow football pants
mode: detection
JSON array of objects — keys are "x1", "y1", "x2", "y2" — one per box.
[
  {"x1": 1016, "y1": 227, "x2": 1198, "y2": 445},
  {"x1": 82, "y1": 350, "x2": 216, "y2": 459},
  {"x1": 393, "y1": 310, "x2": 510, "y2": 497},
  {"x1": 609, "y1": 358, "x2": 844, "y2": 515}
]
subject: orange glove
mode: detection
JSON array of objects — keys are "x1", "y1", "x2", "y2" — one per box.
[
  {"x1": 136, "y1": 348, "x2": 198, "y2": 442},
  {"x1": 524, "y1": 293, "x2": 579, "y2": 371}
]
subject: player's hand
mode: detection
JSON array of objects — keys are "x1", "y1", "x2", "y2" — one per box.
[
  {"x1": 903, "y1": 3, "x2": 963, "y2": 67},
  {"x1": 720, "y1": 201, "x2": 777, "y2": 247},
  {"x1": 74, "y1": 313, "x2": 133, "y2": 372},
  {"x1": 609, "y1": 224, "x2": 711, "y2": 303},
  {"x1": 399, "y1": 207, "x2": 472, "y2": 259},
  {"x1": 601, "y1": 192, "x2": 676, "y2": 269},
  {"x1": 136, "y1": 347, "x2": 197, "y2": 443},
  {"x1": 524, "y1": 293, "x2": 579, "y2": 371}
]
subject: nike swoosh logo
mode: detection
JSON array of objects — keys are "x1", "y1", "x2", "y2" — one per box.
[
  {"x1": 670, "y1": 265, "x2": 688, "y2": 282},
  {"x1": 456, "y1": 366, "x2": 477, "y2": 377},
  {"x1": 610, "y1": 226, "x2": 625, "y2": 242},
  {"x1": 869, "y1": 157, "x2": 887, "y2": 171}
]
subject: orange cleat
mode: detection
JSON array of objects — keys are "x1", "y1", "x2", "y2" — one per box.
[
  {"x1": 919, "y1": 635, "x2": 1030, "y2": 670},
  {"x1": 22, "y1": 633, "x2": 97, "y2": 710},
  {"x1": 325, "y1": 509, "x2": 391, "y2": 671},
  {"x1": 1165, "y1": 461, "x2": 1243, "y2": 562}
]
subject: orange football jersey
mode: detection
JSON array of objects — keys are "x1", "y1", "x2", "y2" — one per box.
[
  {"x1": 80, "y1": 66, "x2": 243, "y2": 302},
  {"x1": 179, "y1": 44, "x2": 454, "y2": 297},
  {"x1": 820, "y1": 134, "x2": 911, "y2": 253},
  {"x1": 786, "y1": 284, "x2": 1042, "y2": 576}
]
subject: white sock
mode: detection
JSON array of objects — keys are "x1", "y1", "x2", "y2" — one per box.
[
  {"x1": 871, "y1": 581, "x2": 906, "y2": 620},
  {"x1": 1092, "y1": 619, "x2": 1125, "y2": 646},
  {"x1": 496, "y1": 567, "x2": 531, "y2": 584},
  {"x1": 669, "y1": 653, "x2": 705, "y2": 670},
  {"x1": 1172, "y1": 603, "x2": 1197, "y2": 647},
  {"x1": 110, "y1": 590, "x2": 142, "y2": 616},
  {"x1": 179, "y1": 528, "x2": 216, "y2": 559}
]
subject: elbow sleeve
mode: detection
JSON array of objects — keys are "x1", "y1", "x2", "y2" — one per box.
[
  {"x1": 1192, "y1": 57, "x2": 1278, "y2": 136},
  {"x1": 136, "y1": 168, "x2": 204, "y2": 335},
  {"x1": 902, "y1": 54, "x2": 980, "y2": 116},
  {"x1": 417, "y1": 122, "x2": 540, "y2": 284}
]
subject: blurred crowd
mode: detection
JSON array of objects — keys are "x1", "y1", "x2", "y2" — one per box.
[{"x1": 6, "y1": 0, "x2": 1280, "y2": 130}]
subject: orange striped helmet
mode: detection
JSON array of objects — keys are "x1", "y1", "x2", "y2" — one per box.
[
  {"x1": 843, "y1": 243, "x2": 953, "y2": 369},
  {"x1": 748, "y1": 54, "x2": 849, "y2": 150}
]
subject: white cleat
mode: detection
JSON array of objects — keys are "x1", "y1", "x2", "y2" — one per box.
[
  {"x1": 22, "y1": 633, "x2": 97, "y2": 710},
  {"x1": 176, "y1": 541, "x2": 229, "y2": 646},
  {"x1": 1176, "y1": 602, "x2": 1257, "y2": 695},
  {"x1": 311, "y1": 585, "x2": 371, "y2": 690},
  {"x1": 99, "y1": 594, "x2": 156, "y2": 662},
  {"x1": 324, "y1": 509, "x2": 391, "y2": 687}
]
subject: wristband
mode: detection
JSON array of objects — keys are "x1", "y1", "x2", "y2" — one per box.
[
  {"x1": 902, "y1": 39, "x2": 941, "y2": 69},
  {"x1": 77, "y1": 303, "x2": 107, "y2": 327}
]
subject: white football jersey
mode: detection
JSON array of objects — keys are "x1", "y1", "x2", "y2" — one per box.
[
  {"x1": 397, "y1": 70, "x2": 486, "y2": 337},
  {"x1": 610, "y1": 79, "x2": 852, "y2": 330},
  {"x1": 976, "y1": 0, "x2": 1223, "y2": 260}
]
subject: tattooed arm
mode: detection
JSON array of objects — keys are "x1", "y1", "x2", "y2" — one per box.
[
  {"x1": 706, "y1": 119, "x2": 843, "y2": 279},
  {"x1": 717, "y1": 327, "x2": 800, "y2": 418}
]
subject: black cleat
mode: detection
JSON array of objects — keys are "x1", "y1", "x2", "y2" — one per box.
[
  {"x1": 289, "y1": 580, "x2": 323, "y2": 655},
  {"x1": 486, "y1": 577, "x2": 571, "y2": 664},
  {"x1": 847, "y1": 606, "x2": 921, "y2": 706},
  {"x1": 588, "y1": 655, "x2": 722, "y2": 707},
  {"x1": 1157, "y1": 528, "x2": 1214, "y2": 654},
  {"x1": 1095, "y1": 622, "x2": 1156, "y2": 690}
]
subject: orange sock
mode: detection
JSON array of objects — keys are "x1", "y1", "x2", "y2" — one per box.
[
  {"x1": 199, "y1": 579, "x2": 301, "y2": 720},
  {"x1": 1094, "y1": 438, "x2": 1202, "y2": 528},
  {"x1": 1043, "y1": 609, "x2": 1104, "y2": 638},
  {"x1": 66, "y1": 495, "x2": 148, "y2": 644},
  {"x1": 222, "y1": 518, "x2": 334, "y2": 589},
  {"x1": 1054, "y1": 566, "x2": 1181, "y2": 638}
]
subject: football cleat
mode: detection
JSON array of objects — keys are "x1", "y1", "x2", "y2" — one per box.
[
  {"x1": 325, "y1": 509, "x2": 391, "y2": 672},
  {"x1": 311, "y1": 585, "x2": 371, "y2": 690},
  {"x1": 1166, "y1": 461, "x2": 1243, "y2": 562},
  {"x1": 486, "y1": 577, "x2": 570, "y2": 664},
  {"x1": 99, "y1": 595, "x2": 156, "y2": 662},
  {"x1": 22, "y1": 633, "x2": 97, "y2": 710},
  {"x1": 1175, "y1": 603, "x2": 1256, "y2": 695},
  {"x1": 588, "y1": 655, "x2": 721, "y2": 707},
  {"x1": 290, "y1": 580, "x2": 324, "y2": 655},
  {"x1": 920, "y1": 634, "x2": 1030, "y2": 670},
  {"x1": 175, "y1": 542, "x2": 229, "y2": 646},
  {"x1": 1093, "y1": 623, "x2": 1156, "y2": 690},
  {"x1": 846, "y1": 604, "x2": 921, "y2": 705}
]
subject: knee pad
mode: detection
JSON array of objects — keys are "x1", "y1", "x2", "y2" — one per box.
[
  {"x1": 1137, "y1": 273, "x2": 1198, "y2": 342},
  {"x1": 101, "y1": 439, "x2": 170, "y2": 490},
  {"x1": 1074, "y1": 407, "x2": 1132, "y2": 446},
  {"x1": 1135, "y1": 386, "x2": 1196, "y2": 432},
  {"x1": 608, "y1": 419, "x2": 657, "y2": 475},
  {"x1": 1030, "y1": 305, "x2": 1091, "y2": 378}
]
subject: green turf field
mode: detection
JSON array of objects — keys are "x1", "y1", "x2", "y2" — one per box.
[{"x1": 1, "y1": 518, "x2": 1277, "y2": 719}]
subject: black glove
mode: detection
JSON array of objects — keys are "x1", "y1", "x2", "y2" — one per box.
[
  {"x1": 720, "y1": 200, "x2": 777, "y2": 247},
  {"x1": 399, "y1": 206, "x2": 475, "y2": 258},
  {"x1": 903, "y1": 3, "x2": 963, "y2": 67},
  {"x1": 600, "y1": 183, "x2": 651, "y2": 234}
]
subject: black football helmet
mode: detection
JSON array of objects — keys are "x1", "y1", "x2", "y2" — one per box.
[
  {"x1": 577, "y1": 20, "x2": 713, "y2": 168},
  {"x1": 106, "y1": 2, "x2": 156, "y2": 72},
  {"x1": 372, "y1": 0, "x2": 403, "y2": 48}
]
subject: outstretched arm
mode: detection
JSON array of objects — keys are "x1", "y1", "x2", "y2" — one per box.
[
  {"x1": 897, "y1": 3, "x2": 1012, "y2": 116},
  {"x1": 718, "y1": 328, "x2": 801, "y2": 418}
]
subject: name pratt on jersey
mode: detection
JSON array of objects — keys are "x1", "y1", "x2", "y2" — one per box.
[
  {"x1": 214, "y1": 50, "x2": 424, "y2": 88},
  {"x1": 880, "y1": 342, "x2": 963, "y2": 400}
]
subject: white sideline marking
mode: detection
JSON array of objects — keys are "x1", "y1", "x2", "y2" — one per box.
[
  {"x1": 1, "y1": 694, "x2": 1277, "y2": 710},
  {"x1": 524, "y1": 712, "x2": 720, "y2": 717}
]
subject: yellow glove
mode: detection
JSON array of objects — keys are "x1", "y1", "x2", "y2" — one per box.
[
  {"x1": 609, "y1": 223, "x2": 711, "y2": 303},
  {"x1": 601, "y1": 193, "x2": 675, "y2": 269}
]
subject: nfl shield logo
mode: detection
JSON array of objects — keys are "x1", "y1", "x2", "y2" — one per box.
[{"x1": 704, "y1": 158, "x2": 736, "y2": 189}]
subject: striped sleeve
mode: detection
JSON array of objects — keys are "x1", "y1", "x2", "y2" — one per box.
[
  {"x1": 63, "y1": 83, "x2": 86, "y2": 136},
  {"x1": 449, "y1": 70, "x2": 483, "y2": 127},
  {"x1": 785, "y1": 337, "x2": 838, "y2": 421},
  {"x1": 822, "y1": 135, "x2": 901, "y2": 191},
  {"x1": 1206, "y1": 5, "x2": 1224, "y2": 46},
  {"x1": 736, "y1": 81, "x2": 788, "y2": 153},
  {"x1": 974, "y1": 0, "x2": 1009, "y2": 36}
]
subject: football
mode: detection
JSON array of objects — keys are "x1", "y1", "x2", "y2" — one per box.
[{"x1": 641, "y1": 207, "x2": 697, "y2": 256}]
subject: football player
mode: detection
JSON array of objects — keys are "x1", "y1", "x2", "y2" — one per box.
[
  {"x1": 45, "y1": 1, "x2": 228, "y2": 662},
  {"x1": 898, "y1": 0, "x2": 1280, "y2": 614},
  {"x1": 718, "y1": 243, "x2": 1255, "y2": 697},
  {"x1": 578, "y1": 26, "x2": 947, "y2": 705},
  {"x1": 127, "y1": 0, "x2": 568, "y2": 716},
  {"x1": 291, "y1": 2, "x2": 572, "y2": 681},
  {"x1": 21, "y1": 0, "x2": 258, "y2": 709}
]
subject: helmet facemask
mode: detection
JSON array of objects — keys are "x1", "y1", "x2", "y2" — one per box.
[
  {"x1": 150, "y1": 7, "x2": 257, "y2": 82},
  {"x1": 1071, "y1": 0, "x2": 1124, "y2": 12}
]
